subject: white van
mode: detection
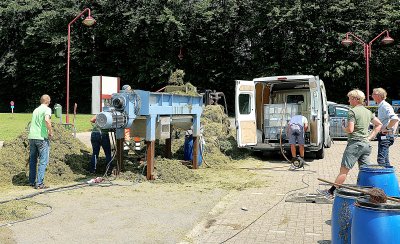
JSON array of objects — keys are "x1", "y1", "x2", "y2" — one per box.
[{"x1": 235, "y1": 75, "x2": 331, "y2": 159}]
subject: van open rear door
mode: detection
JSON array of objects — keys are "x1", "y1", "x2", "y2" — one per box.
[
  {"x1": 235, "y1": 80, "x2": 257, "y2": 147},
  {"x1": 319, "y1": 79, "x2": 331, "y2": 148}
]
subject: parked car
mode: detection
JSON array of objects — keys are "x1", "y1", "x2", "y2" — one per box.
[
  {"x1": 328, "y1": 103, "x2": 349, "y2": 139},
  {"x1": 328, "y1": 103, "x2": 377, "y2": 139}
]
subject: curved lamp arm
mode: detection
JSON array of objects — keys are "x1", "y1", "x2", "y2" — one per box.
[
  {"x1": 368, "y1": 30, "x2": 393, "y2": 56},
  {"x1": 66, "y1": 8, "x2": 95, "y2": 123},
  {"x1": 345, "y1": 32, "x2": 367, "y2": 45}
]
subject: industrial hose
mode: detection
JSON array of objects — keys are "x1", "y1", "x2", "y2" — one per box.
[{"x1": 279, "y1": 102, "x2": 291, "y2": 163}]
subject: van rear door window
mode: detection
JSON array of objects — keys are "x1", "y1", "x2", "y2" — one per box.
[
  {"x1": 287, "y1": 95, "x2": 304, "y2": 103},
  {"x1": 239, "y1": 94, "x2": 251, "y2": 114}
]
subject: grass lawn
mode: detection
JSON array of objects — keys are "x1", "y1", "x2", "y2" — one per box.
[{"x1": 0, "y1": 113, "x2": 93, "y2": 141}]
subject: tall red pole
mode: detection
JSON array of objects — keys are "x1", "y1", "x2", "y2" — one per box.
[
  {"x1": 66, "y1": 8, "x2": 93, "y2": 123},
  {"x1": 67, "y1": 24, "x2": 71, "y2": 123},
  {"x1": 365, "y1": 44, "x2": 370, "y2": 105}
]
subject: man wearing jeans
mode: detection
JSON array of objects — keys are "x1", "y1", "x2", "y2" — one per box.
[
  {"x1": 89, "y1": 115, "x2": 112, "y2": 175},
  {"x1": 372, "y1": 88, "x2": 399, "y2": 166},
  {"x1": 28, "y1": 94, "x2": 53, "y2": 189}
]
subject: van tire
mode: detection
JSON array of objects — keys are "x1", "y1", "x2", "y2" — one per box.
[{"x1": 316, "y1": 146, "x2": 324, "y2": 159}]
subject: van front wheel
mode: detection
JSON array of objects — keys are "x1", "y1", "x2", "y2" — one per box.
[{"x1": 316, "y1": 146, "x2": 324, "y2": 159}]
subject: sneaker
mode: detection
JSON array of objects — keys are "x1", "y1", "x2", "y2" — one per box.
[
  {"x1": 317, "y1": 189, "x2": 334, "y2": 200},
  {"x1": 35, "y1": 184, "x2": 49, "y2": 190}
]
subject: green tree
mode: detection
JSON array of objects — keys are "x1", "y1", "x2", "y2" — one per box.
[{"x1": 0, "y1": 0, "x2": 399, "y2": 112}]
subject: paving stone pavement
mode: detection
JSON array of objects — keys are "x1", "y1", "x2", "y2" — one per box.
[{"x1": 187, "y1": 139, "x2": 400, "y2": 244}]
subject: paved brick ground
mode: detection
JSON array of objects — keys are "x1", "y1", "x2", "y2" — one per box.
[{"x1": 188, "y1": 139, "x2": 400, "y2": 244}]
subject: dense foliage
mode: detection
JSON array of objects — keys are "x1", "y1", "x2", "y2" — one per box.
[{"x1": 1, "y1": 0, "x2": 399, "y2": 113}]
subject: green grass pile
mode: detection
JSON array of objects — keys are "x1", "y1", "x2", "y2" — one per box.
[
  {"x1": 0, "y1": 124, "x2": 90, "y2": 187},
  {"x1": 0, "y1": 105, "x2": 254, "y2": 187},
  {"x1": 201, "y1": 105, "x2": 251, "y2": 166}
]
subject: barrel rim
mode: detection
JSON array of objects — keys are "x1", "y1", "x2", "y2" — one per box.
[
  {"x1": 335, "y1": 185, "x2": 370, "y2": 198},
  {"x1": 355, "y1": 196, "x2": 400, "y2": 211},
  {"x1": 359, "y1": 164, "x2": 395, "y2": 173}
]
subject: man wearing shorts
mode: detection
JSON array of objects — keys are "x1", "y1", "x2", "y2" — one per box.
[
  {"x1": 288, "y1": 114, "x2": 308, "y2": 162},
  {"x1": 318, "y1": 89, "x2": 382, "y2": 198}
]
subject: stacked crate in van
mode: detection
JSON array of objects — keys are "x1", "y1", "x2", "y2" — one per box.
[{"x1": 263, "y1": 103, "x2": 300, "y2": 141}]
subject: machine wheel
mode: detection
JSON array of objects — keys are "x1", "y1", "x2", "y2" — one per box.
[{"x1": 315, "y1": 146, "x2": 325, "y2": 159}]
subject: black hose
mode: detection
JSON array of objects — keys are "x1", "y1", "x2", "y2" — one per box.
[{"x1": 219, "y1": 171, "x2": 315, "y2": 243}]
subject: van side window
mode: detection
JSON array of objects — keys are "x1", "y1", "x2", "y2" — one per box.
[
  {"x1": 287, "y1": 95, "x2": 304, "y2": 103},
  {"x1": 239, "y1": 94, "x2": 251, "y2": 114}
]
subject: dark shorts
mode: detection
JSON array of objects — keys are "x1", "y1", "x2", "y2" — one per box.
[{"x1": 289, "y1": 125, "x2": 305, "y2": 144}]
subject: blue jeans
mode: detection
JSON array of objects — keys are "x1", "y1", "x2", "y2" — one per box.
[
  {"x1": 377, "y1": 134, "x2": 395, "y2": 166},
  {"x1": 90, "y1": 131, "x2": 112, "y2": 173},
  {"x1": 29, "y1": 139, "x2": 50, "y2": 186}
]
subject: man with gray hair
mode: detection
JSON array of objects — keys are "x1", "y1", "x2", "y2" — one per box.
[{"x1": 371, "y1": 87, "x2": 399, "y2": 166}]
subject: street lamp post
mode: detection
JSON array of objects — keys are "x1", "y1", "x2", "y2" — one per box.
[
  {"x1": 341, "y1": 30, "x2": 394, "y2": 105},
  {"x1": 66, "y1": 8, "x2": 96, "y2": 123}
]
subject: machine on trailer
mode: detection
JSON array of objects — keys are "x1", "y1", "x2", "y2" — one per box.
[{"x1": 95, "y1": 87, "x2": 203, "y2": 179}]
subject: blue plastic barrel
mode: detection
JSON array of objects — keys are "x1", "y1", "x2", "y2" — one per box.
[
  {"x1": 357, "y1": 165, "x2": 400, "y2": 197},
  {"x1": 352, "y1": 196, "x2": 400, "y2": 244},
  {"x1": 331, "y1": 186, "x2": 368, "y2": 244},
  {"x1": 183, "y1": 135, "x2": 202, "y2": 166}
]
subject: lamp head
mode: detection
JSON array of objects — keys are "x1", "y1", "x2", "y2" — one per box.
[
  {"x1": 382, "y1": 35, "x2": 394, "y2": 45},
  {"x1": 82, "y1": 16, "x2": 96, "y2": 26},
  {"x1": 341, "y1": 38, "x2": 353, "y2": 46}
]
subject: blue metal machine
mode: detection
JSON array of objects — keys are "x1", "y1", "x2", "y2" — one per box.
[{"x1": 95, "y1": 88, "x2": 203, "y2": 179}]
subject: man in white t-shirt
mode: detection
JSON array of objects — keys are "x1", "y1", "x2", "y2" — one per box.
[
  {"x1": 287, "y1": 114, "x2": 308, "y2": 162},
  {"x1": 371, "y1": 88, "x2": 399, "y2": 166}
]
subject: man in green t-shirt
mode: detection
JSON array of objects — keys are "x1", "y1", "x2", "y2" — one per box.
[
  {"x1": 28, "y1": 94, "x2": 53, "y2": 189},
  {"x1": 318, "y1": 89, "x2": 382, "y2": 199}
]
